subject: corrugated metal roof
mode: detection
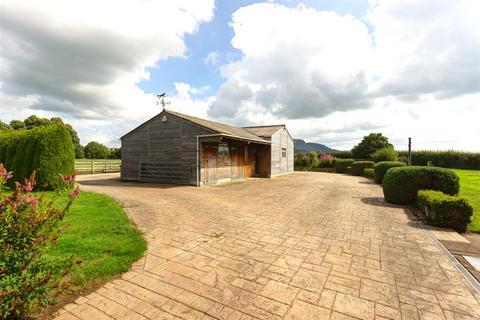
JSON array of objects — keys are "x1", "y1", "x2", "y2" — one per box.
[
  {"x1": 243, "y1": 125, "x2": 284, "y2": 137},
  {"x1": 165, "y1": 110, "x2": 269, "y2": 143}
]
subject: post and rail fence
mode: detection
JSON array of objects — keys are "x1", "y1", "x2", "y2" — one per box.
[{"x1": 74, "y1": 160, "x2": 121, "y2": 174}]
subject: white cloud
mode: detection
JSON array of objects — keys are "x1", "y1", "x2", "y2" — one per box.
[
  {"x1": 207, "y1": 0, "x2": 480, "y2": 150},
  {"x1": 209, "y1": 3, "x2": 373, "y2": 119},
  {"x1": 0, "y1": 0, "x2": 215, "y2": 121}
]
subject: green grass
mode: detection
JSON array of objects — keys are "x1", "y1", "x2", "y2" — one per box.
[
  {"x1": 48, "y1": 191, "x2": 146, "y2": 286},
  {"x1": 454, "y1": 169, "x2": 480, "y2": 232}
]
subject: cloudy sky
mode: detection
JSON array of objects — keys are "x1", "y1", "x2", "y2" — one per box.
[{"x1": 1, "y1": 0, "x2": 479, "y2": 151}]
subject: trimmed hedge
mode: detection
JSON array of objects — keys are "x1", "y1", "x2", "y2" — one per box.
[
  {"x1": 351, "y1": 161, "x2": 374, "y2": 176},
  {"x1": 373, "y1": 161, "x2": 407, "y2": 183},
  {"x1": 330, "y1": 151, "x2": 353, "y2": 159},
  {"x1": 383, "y1": 166, "x2": 459, "y2": 204},
  {"x1": 0, "y1": 124, "x2": 74, "y2": 189},
  {"x1": 398, "y1": 150, "x2": 480, "y2": 170},
  {"x1": 417, "y1": 190, "x2": 473, "y2": 232},
  {"x1": 334, "y1": 159, "x2": 355, "y2": 173},
  {"x1": 363, "y1": 168, "x2": 375, "y2": 179}
]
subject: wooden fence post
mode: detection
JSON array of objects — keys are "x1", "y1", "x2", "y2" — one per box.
[{"x1": 91, "y1": 161, "x2": 94, "y2": 174}]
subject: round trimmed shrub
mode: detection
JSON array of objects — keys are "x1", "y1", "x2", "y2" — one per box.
[
  {"x1": 363, "y1": 168, "x2": 375, "y2": 179},
  {"x1": 383, "y1": 166, "x2": 459, "y2": 204},
  {"x1": 372, "y1": 147, "x2": 398, "y2": 162},
  {"x1": 351, "y1": 161, "x2": 374, "y2": 176},
  {"x1": 374, "y1": 161, "x2": 406, "y2": 183},
  {"x1": 334, "y1": 159, "x2": 355, "y2": 173}
]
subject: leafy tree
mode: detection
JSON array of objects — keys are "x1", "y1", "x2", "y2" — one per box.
[
  {"x1": 109, "y1": 147, "x2": 121, "y2": 159},
  {"x1": 10, "y1": 120, "x2": 26, "y2": 130},
  {"x1": 372, "y1": 147, "x2": 398, "y2": 162},
  {"x1": 351, "y1": 133, "x2": 393, "y2": 160},
  {"x1": 24, "y1": 115, "x2": 50, "y2": 129},
  {"x1": 0, "y1": 120, "x2": 11, "y2": 131},
  {"x1": 84, "y1": 141, "x2": 110, "y2": 159}
]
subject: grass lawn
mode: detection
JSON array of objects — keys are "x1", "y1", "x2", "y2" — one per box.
[
  {"x1": 48, "y1": 191, "x2": 146, "y2": 286},
  {"x1": 454, "y1": 169, "x2": 480, "y2": 233}
]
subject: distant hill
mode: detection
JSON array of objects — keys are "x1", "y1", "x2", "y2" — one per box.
[{"x1": 294, "y1": 139, "x2": 337, "y2": 153}]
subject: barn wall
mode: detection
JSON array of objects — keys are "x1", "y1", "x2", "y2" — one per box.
[
  {"x1": 270, "y1": 128, "x2": 294, "y2": 175},
  {"x1": 287, "y1": 131, "x2": 294, "y2": 172},
  {"x1": 270, "y1": 131, "x2": 281, "y2": 175},
  {"x1": 121, "y1": 126, "x2": 148, "y2": 180},
  {"x1": 121, "y1": 112, "x2": 213, "y2": 184}
]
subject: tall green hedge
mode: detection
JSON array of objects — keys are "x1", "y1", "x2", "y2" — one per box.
[
  {"x1": 0, "y1": 124, "x2": 74, "y2": 190},
  {"x1": 398, "y1": 150, "x2": 480, "y2": 170},
  {"x1": 383, "y1": 166, "x2": 459, "y2": 204}
]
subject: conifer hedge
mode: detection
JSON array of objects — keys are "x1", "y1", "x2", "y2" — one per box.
[{"x1": 0, "y1": 124, "x2": 74, "y2": 189}]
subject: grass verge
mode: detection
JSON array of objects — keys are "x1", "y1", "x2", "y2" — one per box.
[
  {"x1": 49, "y1": 191, "x2": 146, "y2": 285},
  {"x1": 39, "y1": 190, "x2": 146, "y2": 316},
  {"x1": 455, "y1": 169, "x2": 480, "y2": 233}
]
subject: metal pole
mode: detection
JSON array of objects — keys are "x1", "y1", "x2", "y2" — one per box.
[
  {"x1": 196, "y1": 136, "x2": 200, "y2": 187},
  {"x1": 408, "y1": 137, "x2": 412, "y2": 166}
]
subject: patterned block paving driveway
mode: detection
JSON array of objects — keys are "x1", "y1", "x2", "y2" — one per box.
[{"x1": 56, "y1": 172, "x2": 480, "y2": 320}]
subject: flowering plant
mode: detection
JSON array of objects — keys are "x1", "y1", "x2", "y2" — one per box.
[{"x1": 0, "y1": 164, "x2": 80, "y2": 318}]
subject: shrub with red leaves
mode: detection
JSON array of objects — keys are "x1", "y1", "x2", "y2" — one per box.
[{"x1": 0, "y1": 163, "x2": 80, "y2": 319}]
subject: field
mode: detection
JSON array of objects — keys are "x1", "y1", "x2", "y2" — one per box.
[
  {"x1": 75, "y1": 159, "x2": 121, "y2": 174},
  {"x1": 455, "y1": 169, "x2": 480, "y2": 232},
  {"x1": 47, "y1": 191, "x2": 146, "y2": 287}
]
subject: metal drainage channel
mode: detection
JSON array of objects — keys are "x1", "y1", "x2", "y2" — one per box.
[{"x1": 422, "y1": 226, "x2": 480, "y2": 294}]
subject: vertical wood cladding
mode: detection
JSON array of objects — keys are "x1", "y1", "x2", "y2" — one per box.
[
  {"x1": 121, "y1": 111, "x2": 293, "y2": 185},
  {"x1": 121, "y1": 112, "x2": 213, "y2": 184},
  {"x1": 270, "y1": 128, "x2": 294, "y2": 175}
]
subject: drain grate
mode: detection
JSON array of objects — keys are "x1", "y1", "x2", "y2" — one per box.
[{"x1": 464, "y1": 256, "x2": 480, "y2": 271}]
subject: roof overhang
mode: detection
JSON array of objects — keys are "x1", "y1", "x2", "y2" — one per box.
[{"x1": 196, "y1": 133, "x2": 271, "y2": 145}]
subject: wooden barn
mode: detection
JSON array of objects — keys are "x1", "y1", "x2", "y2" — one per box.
[{"x1": 120, "y1": 109, "x2": 294, "y2": 185}]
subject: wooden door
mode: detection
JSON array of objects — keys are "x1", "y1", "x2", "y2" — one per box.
[{"x1": 206, "y1": 157, "x2": 217, "y2": 184}]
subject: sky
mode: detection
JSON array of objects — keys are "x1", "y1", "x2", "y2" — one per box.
[{"x1": 0, "y1": 0, "x2": 479, "y2": 151}]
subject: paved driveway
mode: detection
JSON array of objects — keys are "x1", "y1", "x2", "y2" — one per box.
[{"x1": 56, "y1": 172, "x2": 480, "y2": 320}]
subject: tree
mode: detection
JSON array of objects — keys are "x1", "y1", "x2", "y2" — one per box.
[
  {"x1": 10, "y1": 120, "x2": 26, "y2": 130},
  {"x1": 351, "y1": 133, "x2": 393, "y2": 160},
  {"x1": 0, "y1": 120, "x2": 11, "y2": 131},
  {"x1": 109, "y1": 147, "x2": 121, "y2": 159},
  {"x1": 24, "y1": 115, "x2": 50, "y2": 129},
  {"x1": 84, "y1": 141, "x2": 110, "y2": 159}
]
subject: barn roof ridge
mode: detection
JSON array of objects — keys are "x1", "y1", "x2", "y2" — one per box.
[{"x1": 121, "y1": 109, "x2": 274, "y2": 144}]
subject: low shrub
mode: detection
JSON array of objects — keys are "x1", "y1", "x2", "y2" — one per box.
[
  {"x1": 397, "y1": 150, "x2": 480, "y2": 170},
  {"x1": 363, "y1": 168, "x2": 375, "y2": 179},
  {"x1": 0, "y1": 164, "x2": 79, "y2": 318},
  {"x1": 372, "y1": 148, "x2": 398, "y2": 162},
  {"x1": 334, "y1": 159, "x2": 355, "y2": 173},
  {"x1": 417, "y1": 190, "x2": 473, "y2": 233},
  {"x1": 317, "y1": 158, "x2": 335, "y2": 168},
  {"x1": 373, "y1": 161, "x2": 407, "y2": 183},
  {"x1": 294, "y1": 152, "x2": 319, "y2": 170},
  {"x1": 351, "y1": 161, "x2": 374, "y2": 176},
  {"x1": 383, "y1": 166, "x2": 459, "y2": 204}
]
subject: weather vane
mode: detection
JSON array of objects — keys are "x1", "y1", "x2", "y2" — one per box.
[{"x1": 156, "y1": 92, "x2": 170, "y2": 110}]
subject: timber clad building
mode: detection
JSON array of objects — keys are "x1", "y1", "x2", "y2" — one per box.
[{"x1": 121, "y1": 109, "x2": 294, "y2": 186}]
